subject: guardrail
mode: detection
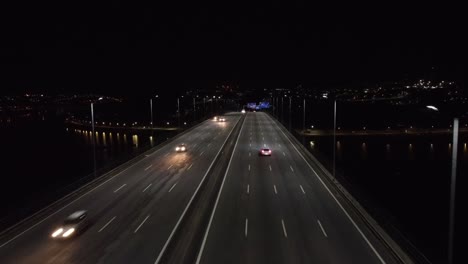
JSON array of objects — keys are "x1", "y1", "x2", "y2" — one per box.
[{"x1": 268, "y1": 112, "x2": 418, "y2": 264}]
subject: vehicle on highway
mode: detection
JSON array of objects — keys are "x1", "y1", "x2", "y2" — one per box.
[
  {"x1": 241, "y1": 109, "x2": 246, "y2": 113},
  {"x1": 51, "y1": 210, "x2": 89, "y2": 239},
  {"x1": 259, "y1": 148, "x2": 272, "y2": 156},
  {"x1": 175, "y1": 143, "x2": 187, "y2": 152},
  {"x1": 218, "y1": 117, "x2": 226, "y2": 122},
  {"x1": 213, "y1": 116, "x2": 218, "y2": 121}
]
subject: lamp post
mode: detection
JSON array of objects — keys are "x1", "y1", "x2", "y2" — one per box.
[
  {"x1": 91, "y1": 97, "x2": 103, "y2": 177},
  {"x1": 333, "y1": 99, "x2": 337, "y2": 182},
  {"x1": 150, "y1": 95, "x2": 159, "y2": 137},
  {"x1": 426, "y1": 105, "x2": 458, "y2": 264},
  {"x1": 177, "y1": 97, "x2": 181, "y2": 128},
  {"x1": 288, "y1": 96, "x2": 292, "y2": 131},
  {"x1": 193, "y1": 97, "x2": 196, "y2": 122},
  {"x1": 281, "y1": 96, "x2": 284, "y2": 124}
]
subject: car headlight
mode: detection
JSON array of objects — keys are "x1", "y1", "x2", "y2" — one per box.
[
  {"x1": 181, "y1": 147, "x2": 186, "y2": 151},
  {"x1": 62, "y1": 228, "x2": 75, "y2": 238},
  {"x1": 176, "y1": 147, "x2": 180, "y2": 151},
  {"x1": 51, "y1": 228, "x2": 64, "y2": 238}
]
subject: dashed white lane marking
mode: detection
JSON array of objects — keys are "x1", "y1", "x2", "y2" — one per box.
[
  {"x1": 187, "y1": 163, "x2": 193, "y2": 171},
  {"x1": 290, "y1": 166, "x2": 294, "y2": 172},
  {"x1": 300, "y1": 185, "x2": 306, "y2": 194},
  {"x1": 145, "y1": 165, "x2": 152, "y2": 171},
  {"x1": 248, "y1": 164, "x2": 250, "y2": 171},
  {"x1": 249, "y1": 152, "x2": 251, "y2": 157},
  {"x1": 269, "y1": 165, "x2": 272, "y2": 171},
  {"x1": 114, "y1": 184, "x2": 126, "y2": 193},
  {"x1": 164, "y1": 153, "x2": 170, "y2": 157},
  {"x1": 278, "y1": 144, "x2": 281, "y2": 147},
  {"x1": 207, "y1": 143, "x2": 211, "y2": 147},
  {"x1": 273, "y1": 185, "x2": 278, "y2": 194},
  {"x1": 143, "y1": 183, "x2": 152, "y2": 192},
  {"x1": 134, "y1": 215, "x2": 150, "y2": 233},
  {"x1": 247, "y1": 185, "x2": 250, "y2": 194},
  {"x1": 264, "y1": 144, "x2": 266, "y2": 147},
  {"x1": 262, "y1": 137, "x2": 264, "y2": 141},
  {"x1": 98, "y1": 216, "x2": 116, "y2": 232},
  {"x1": 317, "y1": 220, "x2": 328, "y2": 238},
  {"x1": 249, "y1": 143, "x2": 251, "y2": 147},
  {"x1": 169, "y1": 182, "x2": 178, "y2": 193},
  {"x1": 167, "y1": 165, "x2": 174, "y2": 170},
  {"x1": 283, "y1": 152, "x2": 286, "y2": 156},
  {"x1": 281, "y1": 219, "x2": 288, "y2": 238},
  {"x1": 199, "y1": 151, "x2": 205, "y2": 156},
  {"x1": 245, "y1": 218, "x2": 248, "y2": 237}
]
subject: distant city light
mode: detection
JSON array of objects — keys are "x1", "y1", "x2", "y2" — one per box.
[{"x1": 426, "y1": 105, "x2": 439, "y2": 111}]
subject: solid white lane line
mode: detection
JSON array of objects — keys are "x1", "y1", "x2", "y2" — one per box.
[
  {"x1": 273, "y1": 185, "x2": 278, "y2": 194},
  {"x1": 98, "y1": 216, "x2": 116, "y2": 232},
  {"x1": 114, "y1": 184, "x2": 126, "y2": 193},
  {"x1": 0, "y1": 120, "x2": 215, "y2": 249},
  {"x1": 169, "y1": 182, "x2": 178, "y2": 193},
  {"x1": 145, "y1": 165, "x2": 153, "y2": 171},
  {"x1": 134, "y1": 215, "x2": 150, "y2": 233},
  {"x1": 195, "y1": 116, "x2": 245, "y2": 264},
  {"x1": 167, "y1": 165, "x2": 174, "y2": 170},
  {"x1": 199, "y1": 151, "x2": 205, "y2": 156},
  {"x1": 300, "y1": 185, "x2": 306, "y2": 194},
  {"x1": 187, "y1": 163, "x2": 193, "y2": 171},
  {"x1": 275, "y1": 115, "x2": 386, "y2": 264},
  {"x1": 245, "y1": 218, "x2": 248, "y2": 237},
  {"x1": 269, "y1": 165, "x2": 272, "y2": 171},
  {"x1": 290, "y1": 166, "x2": 294, "y2": 172},
  {"x1": 281, "y1": 219, "x2": 288, "y2": 238},
  {"x1": 317, "y1": 220, "x2": 328, "y2": 238},
  {"x1": 143, "y1": 183, "x2": 152, "y2": 192},
  {"x1": 164, "y1": 152, "x2": 170, "y2": 157},
  {"x1": 283, "y1": 152, "x2": 286, "y2": 156},
  {"x1": 247, "y1": 185, "x2": 250, "y2": 194}
]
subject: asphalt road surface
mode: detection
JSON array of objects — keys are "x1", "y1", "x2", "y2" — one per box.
[
  {"x1": 196, "y1": 112, "x2": 397, "y2": 264},
  {"x1": 0, "y1": 113, "x2": 241, "y2": 264}
]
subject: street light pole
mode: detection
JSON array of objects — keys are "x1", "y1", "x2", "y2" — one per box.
[
  {"x1": 281, "y1": 96, "x2": 284, "y2": 123},
  {"x1": 333, "y1": 99, "x2": 337, "y2": 182},
  {"x1": 193, "y1": 97, "x2": 196, "y2": 122},
  {"x1": 91, "y1": 103, "x2": 97, "y2": 177},
  {"x1": 448, "y1": 117, "x2": 459, "y2": 264},
  {"x1": 90, "y1": 97, "x2": 102, "y2": 177},
  {"x1": 177, "y1": 97, "x2": 180, "y2": 128},
  {"x1": 289, "y1": 96, "x2": 292, "y2": 131},
  {"x1": 303, "y1": 98, "x2": 306, "y2": 132}
]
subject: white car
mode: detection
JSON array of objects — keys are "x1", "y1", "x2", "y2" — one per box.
[
  {"x1": 175, "y1": 143, "x2": 187, "y2": 152},
  {"x1": 218, "y1": 117, "x2": 226, "y2": 122},
  {"x1": 51, "y1": 211, "x2": 89, "y2": 239},
  {"x1": 259, "y1": 148, "x2": 272, "y2": 156}
]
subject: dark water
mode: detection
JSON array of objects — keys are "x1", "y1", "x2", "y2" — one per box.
[
  {"x1": 305, "y1": 134, "x2": 466, "y2": 263},
  {"x1": 272, "y1": 98, "x2": 466, "y2": 263},
  {"x1": 0, "y1": 119, "x2": 175, "y2": 229}
]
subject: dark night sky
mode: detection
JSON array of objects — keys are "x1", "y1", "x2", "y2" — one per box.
[{"x1": 0, "y1": 2, "x2": 464, "y2": 96}]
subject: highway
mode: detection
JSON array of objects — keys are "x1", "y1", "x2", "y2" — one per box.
[
  {"x1": 0, "y1": 113, "x2": 241, "y2": 264},
  {"x1": 196, "y1": 112, "x2": 397, "y2": 264}
]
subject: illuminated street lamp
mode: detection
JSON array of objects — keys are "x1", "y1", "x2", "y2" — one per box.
[
  {"x1": 150, "y1": 95, "x2": 159, "y2": 137},
  {"x1": 427, "y1": 105, "x2": 458, "y2": 264},
  {"x1": 91, "y1": 97, "x2": 103, "y2": 177}
]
